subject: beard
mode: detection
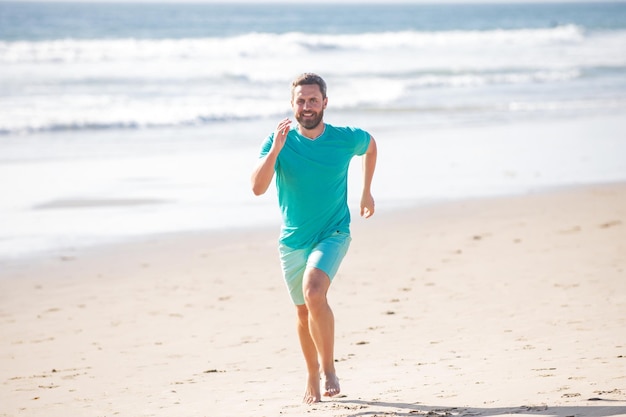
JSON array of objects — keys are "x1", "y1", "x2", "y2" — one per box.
[{"x1": 296, "y1": 109, "x2": 324, "y2": 130}]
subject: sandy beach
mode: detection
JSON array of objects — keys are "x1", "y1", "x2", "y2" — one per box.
[
  {"x1": 2, "y1": 2, "x2": 626, "y2": 416},
  {"x1": 1, "y1": 182, "x2": 625, "y2": 417}
]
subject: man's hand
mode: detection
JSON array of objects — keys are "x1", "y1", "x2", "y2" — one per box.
[
  {"x1": 270, "y1": 118, "x2": 291, "y2": 155},
  {"x1": 360, "y1": 192, "x2": 375, "y2": 218},
  {"x1": 251, "y1": 118, "x2": 292, "y2": 196}
]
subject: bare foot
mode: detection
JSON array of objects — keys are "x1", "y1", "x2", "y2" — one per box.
[
  {"x1": 322, "y1": 372, "x2": 340, "y2": 397},
  {"x1": 303, "y1": 372, "x2": 321, "y2": 404}
]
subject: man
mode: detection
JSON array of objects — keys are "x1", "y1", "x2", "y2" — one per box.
[{"x1": 251, "y1": 73, "x2": 377, "y2": 404}]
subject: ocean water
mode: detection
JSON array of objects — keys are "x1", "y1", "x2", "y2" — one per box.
[
  {"x1": 1, "y1": 2, "x2": 626, "y2": 260},
  {"x1": 2, "y1": 2, "x2": 626, "y2": 134}
]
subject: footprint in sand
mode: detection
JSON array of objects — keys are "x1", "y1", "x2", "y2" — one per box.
[
  {"x1": 558, "y1": 226, "x2": 581, "y2": 234},
  {"x1": 599, "y1": 220, "x2": 622, "y2": 228}
]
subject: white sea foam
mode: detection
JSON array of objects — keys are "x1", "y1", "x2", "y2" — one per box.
[
  {"x1": 1, "y1": 25, "x2": 625, "y2": 135},
  {"x1": 0, "y1": 25, "x2": 593, "y2": 64}
]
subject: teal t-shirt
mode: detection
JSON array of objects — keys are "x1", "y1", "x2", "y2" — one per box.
[{"x1": 259, "y1": 123, "x2": 371, "y2": 249}]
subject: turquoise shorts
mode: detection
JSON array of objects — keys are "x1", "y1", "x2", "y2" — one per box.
[{"x1": 278, "y1": 230, "x2": 352, "y2": 305}]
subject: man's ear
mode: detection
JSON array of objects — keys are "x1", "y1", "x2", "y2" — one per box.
[{"x1": 323, "y1": 97, "x2": 328, "y2": 109}]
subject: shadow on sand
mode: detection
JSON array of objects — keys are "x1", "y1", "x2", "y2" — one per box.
[{"x1": 335, "y1": 399, "x2": 626, "y2": 417}]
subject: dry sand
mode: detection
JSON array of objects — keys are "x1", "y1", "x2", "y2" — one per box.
[{"x1": 1, "y1": 183, "x2": 625, "y2": 417}]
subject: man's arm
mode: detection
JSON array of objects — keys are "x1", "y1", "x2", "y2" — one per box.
[
  {"x1": 251, "y1": 153, "x2": 278, "y2": 196},
  {"x1": 251, "y1": 118, "x2": 291, "y2": 196},
  {"x1": 360, "y1": 136, "x2": 377, "y2": 218}
]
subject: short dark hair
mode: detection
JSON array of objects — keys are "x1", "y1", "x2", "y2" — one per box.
[{"x1": 291, "y1": 73, "x2": 327, "y2": 99}]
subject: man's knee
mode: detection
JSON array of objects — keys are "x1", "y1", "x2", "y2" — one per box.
[{"x1": 303, "y1": 268, "x2": 330, "y2": 307}]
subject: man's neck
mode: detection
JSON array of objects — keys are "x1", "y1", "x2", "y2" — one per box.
[{"x1": 298, "y1": 123, "x2": 326, "y2": 140}]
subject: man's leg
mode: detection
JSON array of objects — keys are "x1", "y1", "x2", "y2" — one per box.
[
  {"x1": 279, "y1": 244, "x2": 325, "y2": 403},
  {"x1": 302, "y1": 267, "x2": 340, "y2": 398},
  {"x1": 296, "y1": 304, "x2": 322, "y2": 404}
]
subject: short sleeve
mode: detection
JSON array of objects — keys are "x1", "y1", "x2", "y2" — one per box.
[
  {"x1": 353, "y1": 129, "x2": 371, "y2": 156},
  {"x1": 259, "y1": 133, "x2": 274, "y2": 158}
]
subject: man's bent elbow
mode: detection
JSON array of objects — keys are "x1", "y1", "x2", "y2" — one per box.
[
  {"x1": 251, "y1": 156, "x2": 275, "y2": 196},
  {"x1": 251, "y1": 180, "x2": 269, "y2": 196}
]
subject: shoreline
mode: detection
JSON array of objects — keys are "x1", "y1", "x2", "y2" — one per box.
[
  {"x1": 2, "y1": 111, "x2": 626, "y2": 262},
  {"x1": 1, "y1": 179, "x2": 624, "y2": 272},
  {"x1": 1, "y1": 179, "x2": 622, "y2": 270},
  {"x1": 1, "y1": 182, "x2": 625, "y2": 416}
]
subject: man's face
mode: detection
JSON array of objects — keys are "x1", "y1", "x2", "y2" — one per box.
[{"x1": 291, "y1": 84, "x2": 327, "y2": 130}]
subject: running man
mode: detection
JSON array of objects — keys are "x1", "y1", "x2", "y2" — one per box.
[{"x1": 251, "y1": 73, "x2": 377, "y2": 403}]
